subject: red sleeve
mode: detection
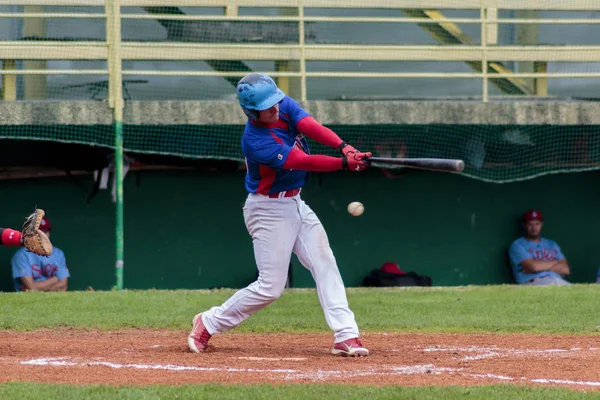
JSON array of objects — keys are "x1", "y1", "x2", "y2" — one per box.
[
  {"x1": 283, "y1": 148, "x2": 343, "y2": 172},
  {"x1": 1, "y1": 228, "x2": 22, "y2": 247},
  {"x1": 296, "y1": 116, "x2": 343, "y2": 149}
]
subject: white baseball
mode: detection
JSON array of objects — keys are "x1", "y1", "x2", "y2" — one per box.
[{"x1": 347, "y1": 201, "x2": 364, "y2": 217}]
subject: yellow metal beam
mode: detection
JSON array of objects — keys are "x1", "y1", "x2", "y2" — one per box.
[
  {"x1": 6, "y1": 0, "x2": 600, "y2": 12},
  {"x1": 1, "y1": 59, "x2": 17, "y2": 100},
  {"x1": 2, "y1": 42, "x2": 599, "y2": 64},
  {"x1": 533, "y1": 61, "x2": 548, "y2": 96},
  {"x1": 401, "y1": 9, "x2": 532, "y2": 95},
  {"x1": 119, "y1": 0, "x2": 600, "y2": 11},
  {"x1": 23, "y1": 5, "x2": 47, "y2": 100},
  {"x1": 275, "y1": 7, "x2": 301, "y2": 98}
]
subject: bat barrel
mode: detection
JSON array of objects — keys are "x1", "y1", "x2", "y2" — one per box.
[{"x1": 366, "y1": 157, "x2": 465, "y2": 173}]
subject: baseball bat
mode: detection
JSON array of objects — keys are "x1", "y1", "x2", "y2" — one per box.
[{"x1": 364, "y1": 157, "x2": 465, "y2": 173}]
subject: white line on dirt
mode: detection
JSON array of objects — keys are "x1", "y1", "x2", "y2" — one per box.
[
  {"x1": 470, "y1": 373, "x2": 514, "y2": 381},
  {"x1": 237, "y1": 357, "x2": 307, "y2": 361},
  {"x1": 421, "y1": 345, "x2": 596, "y2": 361},
  {"x1": 21, "y1": 358, "x2": 297, "y2": 374},
  {"x1": 529, "y1": 378, "x2": 600, "y2": 387},
  {"x1": 19, "y1": 357, "x2": 600, "y2": 387},
  {"x1": 423, "y1": 346, "x2": 572, "y2": 353}
]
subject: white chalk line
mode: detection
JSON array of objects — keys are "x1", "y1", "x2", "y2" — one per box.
[
  {"x1": 419, "y1": 345, "x2": 600, "y2": 361},
  {"x1": 237, "y1": 357, "x2": 307, "y2": 361},
  {"x1": 19, "y1": 357, "x2": 600, "y2": 387},
  {"x1": 21, "y1": 357, "x2": 297, "y2": 374}
]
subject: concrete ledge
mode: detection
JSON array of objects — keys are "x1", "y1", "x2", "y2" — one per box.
[
  {"x1": 1, "y1": 100, "x2": 600, "y2": 125},
  {"x1": 0, "y1": 101, "x2": 113, "y2": 126}
]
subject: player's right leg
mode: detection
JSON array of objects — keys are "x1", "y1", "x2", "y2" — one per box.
[
  {"x1": 292, "y1": 199, "x2": 368, "y2": 357},
  {"x1": 189, "y1": 194, "x2": 302, "y2": 352}
]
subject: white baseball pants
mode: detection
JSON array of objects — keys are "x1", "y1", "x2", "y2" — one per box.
[
  {"x1": 526, "y1": 275, "x2": 571, "y2": 286},
  {"x1": 201, "y1": 192, "x2": 360, "y2": 343}
]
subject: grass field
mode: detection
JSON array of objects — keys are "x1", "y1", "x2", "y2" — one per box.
[
  {"x1": 2, "y1": 382, "x2": 599, "y2": 400},
  {"x1": 2, "y1": 285, "x2": 600, "y2": 399},
  {"x1": 2, "y1": 285, "x2": 599, "y2": 333}
]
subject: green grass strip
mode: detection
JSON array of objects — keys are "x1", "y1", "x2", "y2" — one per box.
[
  {"x1": 1, "y1": 285, "x2": 600, "y2": 334},
  {"x1": 1, "y1": 382, "x2": 599, "y2": 400}
]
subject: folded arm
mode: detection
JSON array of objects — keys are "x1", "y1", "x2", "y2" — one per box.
[
  {"x1": 54, "y1": 278, "x2": 68, "y2": 292},
  {"x1": 549, "y1": 259, "x2": 570, "y2": 276},
  {"x1": 521, "y1": 258, "x2": 570, "y2": 276},
  {"x1": 19, "y1": 276, "x2": 60, "y2": 292}
]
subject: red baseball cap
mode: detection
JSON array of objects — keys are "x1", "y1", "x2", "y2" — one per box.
[
  {"x1": 39, "y1": 217, "x2": 53, "y2": 231},
  {"x1": 523, "y1": 210, "x2": 544, "y2": 222},
  {"x1": 380, "y1": 262, "x2": 406, "y2": 275}
]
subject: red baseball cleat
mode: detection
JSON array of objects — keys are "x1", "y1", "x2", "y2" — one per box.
[
  {"x1": 331, "y1": 337, "x2": 369, "y2": 357},
  {"x1": 188, "y1": 313, "x2": 212, "y2": 353}
]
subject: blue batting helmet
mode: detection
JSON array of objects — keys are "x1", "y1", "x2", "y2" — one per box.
[{"x1": 236, "y1": 73, "x2": 285, "y2": 111}]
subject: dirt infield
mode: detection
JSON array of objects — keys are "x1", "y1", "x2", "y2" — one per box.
[{"x1": 1, "y1": 329, "x2": 599, "y2": 390}]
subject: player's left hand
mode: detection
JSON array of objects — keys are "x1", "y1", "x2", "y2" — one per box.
[
  {"x1": 340, "y1": 144, "x2": 358, "y2": 157},
  {"x1": 338, "y1": 141, "x2": 364, "y2": 158}
]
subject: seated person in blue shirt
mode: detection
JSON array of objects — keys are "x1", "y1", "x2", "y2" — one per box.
[
  {"x1": 11, "y1": 216, "x2": 70, "y2": 292},
  {"x1": 508, "y1": 210, "x2": 570, "y2": 286}
]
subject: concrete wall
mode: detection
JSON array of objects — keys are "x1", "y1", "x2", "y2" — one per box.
[{"x1": 1, "y1": 100, "x2": 600, "y2": 126}]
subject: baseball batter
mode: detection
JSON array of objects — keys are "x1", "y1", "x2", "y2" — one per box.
[{"x1": 188, "y1": 73, "x2": 371, "y2": 357}]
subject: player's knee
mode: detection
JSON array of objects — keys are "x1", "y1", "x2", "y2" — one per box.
[
  {"x1": 261, "y1": 284, "x2": 285, "y2": 301},
  {"x1": 256, "y1": 279, "x2": 286, "y2": 301},
  {"x1": 262, "y1": 290, "x2": 282, "y2": 302}
]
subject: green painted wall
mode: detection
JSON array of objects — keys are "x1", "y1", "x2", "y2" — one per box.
[{"x1": 1, "y1": 168, "x2": 599, "y2": 292}]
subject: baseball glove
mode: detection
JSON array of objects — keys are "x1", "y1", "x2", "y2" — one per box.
[{"x1": 22, "y1": 209, "x2": 53, "y2": 256}]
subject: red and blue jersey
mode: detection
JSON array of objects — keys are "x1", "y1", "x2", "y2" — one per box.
[
  {"x1": 11, "y1": 246, "x2": 70, "y2": 292},
  {"x1": 508, "y1": 237, "x2": 565, "y2": 284},
  {"x1": 242, "y1": 96, "x2": 311, "y2": 195}
]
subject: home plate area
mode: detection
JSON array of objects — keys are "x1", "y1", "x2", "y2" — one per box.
[{"x1": 1, "y1": 330, "x2": 599, "y2": 390}]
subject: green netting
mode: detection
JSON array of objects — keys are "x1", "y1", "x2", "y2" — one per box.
[
  {"x1": 4, "y1": 123, "x2": 598, "y2": 184},
  {"x1": 2, "y1": 4, "x2": 600, "y2": 184},
  {"x1": 121, "y1": 123, "x2": 599, "y2": 183}
]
